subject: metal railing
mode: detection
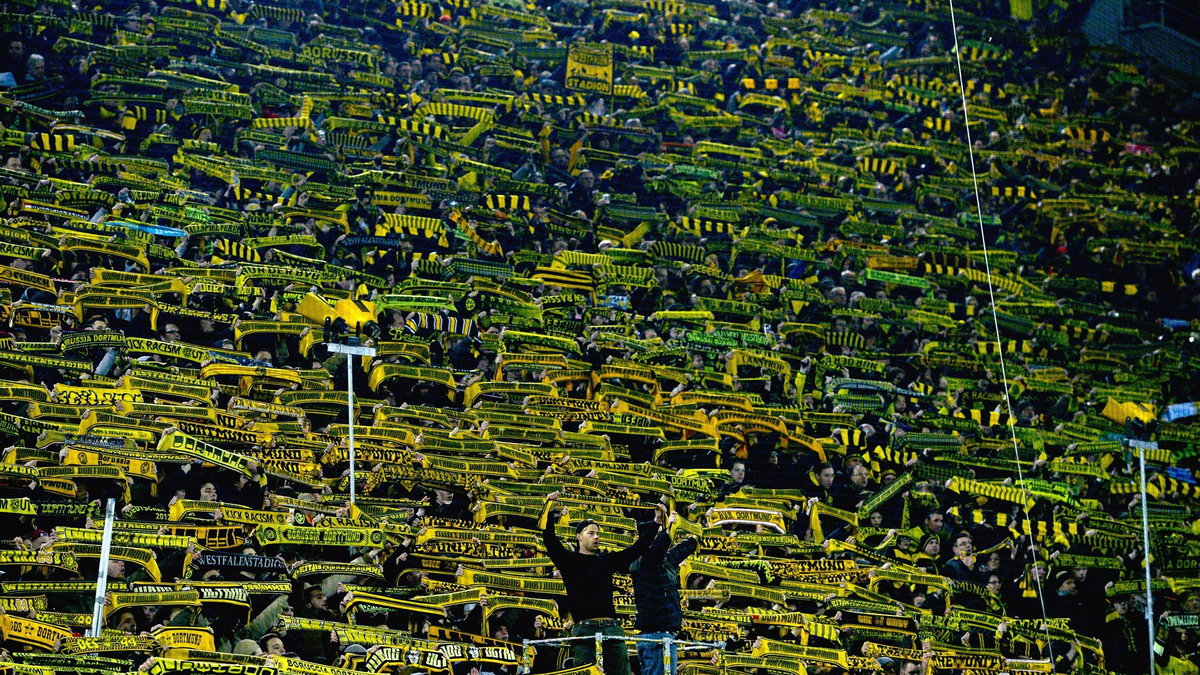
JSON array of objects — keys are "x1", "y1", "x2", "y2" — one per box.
[{"x1": 520, "y1": 634, "x2": 726, "y2": 675}]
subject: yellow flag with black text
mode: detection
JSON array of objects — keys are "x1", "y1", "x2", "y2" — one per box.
[{"x1": 566, "y1": 43, "x2": 614, "y2": 95}]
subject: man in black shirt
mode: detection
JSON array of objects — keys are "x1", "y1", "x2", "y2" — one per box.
[{"x1": 542, "y1": 493, "x2": 662, "y2": 675}]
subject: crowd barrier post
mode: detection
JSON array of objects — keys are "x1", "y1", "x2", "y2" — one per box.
[
  {"x1": 520, "y1": 633, "x2": 724, "y2": 674},
  {"x1": 88, "y1": 497, "x2": 117, "y2": 637},
  {"x1": 662, "y1": 634, "x2": 675, "y2": 674}
]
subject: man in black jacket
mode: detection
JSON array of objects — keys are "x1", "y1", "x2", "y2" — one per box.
[
  {"x1": 630, "y1": 511, "x2": 698, "y2": 675},
  {"x1": 542, "y1": 493, "x2": 662, "y2": 675}
]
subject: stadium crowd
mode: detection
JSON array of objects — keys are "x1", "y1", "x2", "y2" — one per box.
[{"x1": 0, "y1": 0, "x2": 1196, "y2": 672}]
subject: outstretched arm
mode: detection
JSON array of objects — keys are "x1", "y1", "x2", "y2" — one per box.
[
  {"x1": 607, "y1": 504, "x2": 666, "y2": 570},
  {"x1": 664, "y1": 537, "x2": 699, "y2": 567},
  {"x1": 636, "y1": 530, "x2": 672, "y2": 570},
  {"x1": 541, "y1": 492, "x2": 568, "y2": 565}
]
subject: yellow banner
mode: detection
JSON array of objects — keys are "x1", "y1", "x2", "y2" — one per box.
[
  {"x1": 152, "y1": 626, "x2": 217, "y2": 653},
  {"x1": 566, "y1": 43, "x2": 614, "y2": 95},
  {"x1": 1, "y1": 615, "x2": 74, "y2": 650}
]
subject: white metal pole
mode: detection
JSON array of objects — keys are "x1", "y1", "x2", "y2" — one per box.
[
  {"x1": 90, "y1": 497, "x2": 117, "y2": 637},
  {"x1": 326, "y1": 343, "x2": 376, "y2": 506},
  {"x1": 348, "y1": 361, "x2": 356, "y2": 504},
  {"x1": 1131, "y1": 438, "x2": 1157, "y2": 675}
]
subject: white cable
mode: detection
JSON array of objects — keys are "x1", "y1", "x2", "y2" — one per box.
[{"x1": 943, "y1": 1, "x2": 1057, "y2": 660}]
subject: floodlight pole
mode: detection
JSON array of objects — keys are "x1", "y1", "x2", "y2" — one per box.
[{"x1": 327, "y1": 342, "x2": 377, "y2": 505}]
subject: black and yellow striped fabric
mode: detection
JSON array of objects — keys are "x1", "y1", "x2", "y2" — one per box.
[
  {"x1": 1063, "y1": 127, "x2": 1111, "y2": 143},
  {"x1": 396, "y1": 2, "x2": 434, "y2": 17},
  {"x1": 484, "y1": 195, "x2": 532, "y2": 212},
  {"x1": 28, "y1": 133, "x2": 77, "y2": 153},
  {"x1": 990, "y1": 185, "x2": 1038, "y2": 199},
  {"x1": 676, "y1": 217, "x2": 746, "y2": 238},
  {"x1": 649, "y1": 241, "x2": 708, "y2": 263},
  {"x1": 211, "y1": 238, "x2": 263, "y2": 263},
  {"x1": 922, "y1": 117, "x2": 952, "y2": 135},
  {"x1": 526, "y1": 93, "x2": 586, "y2": 108},
  {"x1": 406, "y1": 313, "x2": 477, "y2": 336},
  {"x1": 824, "y1": 331, "x2": 866, "y2": 349},
  {"x1": 249, "y1": 4, "x2": 304, "y2": 22},
  {"x1": 858, "y1": 157, "x2": 901, "y2": 176},
  {"x1": 740, "y1": 77, "x2": 805, "y2": 91}
]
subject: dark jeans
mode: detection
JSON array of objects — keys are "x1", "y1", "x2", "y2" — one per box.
[
  {"x1": 636, "y1": 631, "x2": 677, "y2": 675},
  {"x1": 570, "y1": 618, "x2": 630, "y2": 675}
]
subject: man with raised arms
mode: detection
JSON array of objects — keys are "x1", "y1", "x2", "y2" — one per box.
[{"x1": 542, "y1": 492, "x2": 663, "y2": 675}]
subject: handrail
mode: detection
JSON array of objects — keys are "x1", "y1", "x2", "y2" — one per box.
[{"x1": 519, "y1": 634, "x2": 726, "y2": 675}]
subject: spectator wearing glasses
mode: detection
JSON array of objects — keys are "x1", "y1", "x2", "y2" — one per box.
[{"x1": 943, "y1": 533, "x2": 982, "y2": 583}]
